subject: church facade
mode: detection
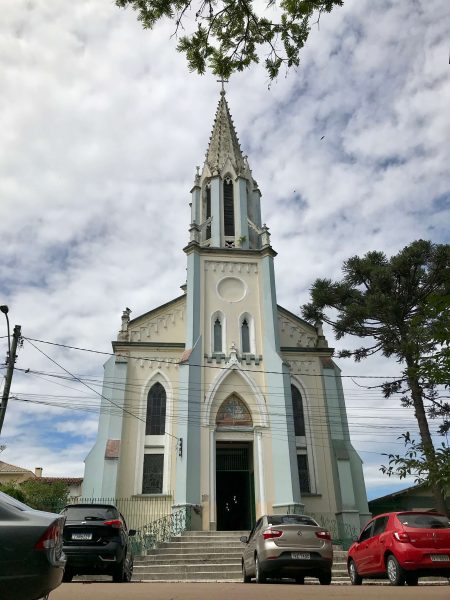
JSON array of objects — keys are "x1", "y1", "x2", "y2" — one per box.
[{"x1": 84, "y1": 91, "x2": 370, "y2": 536}]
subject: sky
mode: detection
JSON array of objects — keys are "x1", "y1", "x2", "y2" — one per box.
[{"x1": 0, "y1": 0, "x2": 449, "y2": 502}]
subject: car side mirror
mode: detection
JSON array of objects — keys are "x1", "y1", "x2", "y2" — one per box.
[
  {"x1": 240, "y1": 535, "x2": 248, "y2": 544},
  {"x1": 129, "y1": 529, "x2": 136, "y2": 537}
]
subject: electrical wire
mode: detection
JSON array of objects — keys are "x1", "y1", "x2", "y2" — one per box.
[{"x1": 22, "y1": 335, "x2": 404, "y2": 380}]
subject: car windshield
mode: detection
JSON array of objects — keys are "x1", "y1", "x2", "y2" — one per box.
[
  {"x1": 267, "y1": 515, "x2": 318, "y2": 526},
  {"x1": 397, "y1": 513, "x2": 450, "y2": 529},
  {"x1": 61, "y1": 506, "x2": 117, "y2": 521}
]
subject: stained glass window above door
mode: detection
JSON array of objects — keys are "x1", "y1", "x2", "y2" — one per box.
[{"x1": 216, "y1": 395, "x2": 252, "y2": 427}]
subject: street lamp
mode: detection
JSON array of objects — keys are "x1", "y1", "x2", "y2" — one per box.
[{"x1": 0, "y1": 305, "x2": 11, "y2": 360}]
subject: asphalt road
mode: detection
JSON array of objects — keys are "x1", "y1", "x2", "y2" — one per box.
[{"x1": 51, "y1": 581, "x2": 450, "y2": 600}]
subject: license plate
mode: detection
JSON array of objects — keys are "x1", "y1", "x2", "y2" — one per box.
[
  {"x1": 72, "y1": 533, "x2": 92, "y2": 541},
  {"x1": 292, "y1": 552, "x2": 310, "y2": 560},
  {"x1": 430, "y1": 554, "x2": 449, "y2": 562}
]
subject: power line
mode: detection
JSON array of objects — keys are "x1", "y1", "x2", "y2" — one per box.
[
  {"x1": 22, "y1": 336, "x2": 404, "y2": 380},
  {"x1": 24, "y1": 338, "x2": 180, "y2": 442}
]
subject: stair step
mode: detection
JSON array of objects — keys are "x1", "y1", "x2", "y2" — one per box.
[
  {"x1": 134, "y1": 559, "x2": 241, "y2": 572},
  {"x1": 133, "y1": 529, "x2": 449, "y2": 585},
  {"x1": 136, "y1": 556, "x2": 242, "y2": 565}
]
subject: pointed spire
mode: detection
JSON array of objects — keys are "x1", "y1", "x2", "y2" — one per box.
[{"x1": 205, "y1": 91, "x2": 247, "y2": 176}]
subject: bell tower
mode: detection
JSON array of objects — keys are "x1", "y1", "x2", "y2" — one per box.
[
  {"x1": 189, "y1": 89, "x2": 267, "y2": 250},
  {"x1": 174, "y1": 88, "x2": 303, "y2": 522}
]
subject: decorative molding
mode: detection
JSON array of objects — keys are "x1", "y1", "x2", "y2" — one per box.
[
  {"x1": 126, "y1": 356, "x2": 181, "y2": 369},
  {"x1": 279, "y1": 317, "x2": 317, "y2": 348},
  {"x1": 285, "y1": 359, "x2": 318, "y2": 375},
  {"x1": 205, "y1": 260, "x2": 258, "y2": 274},
  {"x1": 203, "y1": 362, "x2": 269, "y2": 428},
  {"x1": 204, "y1": 352, "x2": 262, "y2": 366},
  {"x1": 129, "y1": 309, "x2": 184, "y2": 342}
]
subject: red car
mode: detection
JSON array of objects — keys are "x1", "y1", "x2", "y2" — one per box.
[{"x1": 347, "y1": 511, "x2": 450, "y2": 586}]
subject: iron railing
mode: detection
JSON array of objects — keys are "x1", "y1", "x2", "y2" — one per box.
[
  {"x1": 131, "y1": 505, "x2": 192, "y2": 555},
  {"x1": 305, "y1": 511, "x2": 360, "y2": 549},
  {"x1": 74, "y1": 495, "x2": 174, "y2": 533}
]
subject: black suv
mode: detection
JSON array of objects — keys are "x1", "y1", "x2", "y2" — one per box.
[{"x1": 61, "y1": 504, "x2": 135, "y2": 582}]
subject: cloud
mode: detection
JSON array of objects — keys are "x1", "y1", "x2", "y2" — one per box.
[{"x1": 1, "y1": 0, "x2": 449, "y2": 502}]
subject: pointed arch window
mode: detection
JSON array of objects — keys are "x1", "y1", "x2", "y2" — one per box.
[
  {"x1": 297, "y1": 453, "x2": 311, "y2": 493},
  {"x1": 216, "y1": 395, "x2": 252, "y2": 427},
  {"x1": 146, "y1": 382, "x2": 166, "y2": 435},
  {"x1": 291, "y1": 385, "x2": 305, "y2": 437},
  {"x1": 241, "y1": 319, "x2": 250, "y2": 353},
  {"x1": 213, "y1": 318, "x2": 222, "y2": 353},
  {"x1": 205, "y1": 184, "x2": 211, "y2": 240},
  {"x1": 223, "y1": 178, "x2": 235, "y2": 236}
]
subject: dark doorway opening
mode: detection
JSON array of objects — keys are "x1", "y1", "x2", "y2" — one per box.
[{"x1": 216, "y1": 443, "x2": 255, "y2": 531}]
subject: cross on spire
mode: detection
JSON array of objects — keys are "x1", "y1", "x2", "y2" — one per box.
[{"x1": 216, "y1": 77, "x2": 229, "y2": 95}]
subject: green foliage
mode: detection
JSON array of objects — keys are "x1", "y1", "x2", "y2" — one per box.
[
  {"x1": 0, "y1": 481, "x2": 27, "y2": 502},
  {"x1": 381, "y1": 434, "x2": 450, "y2": 497},
  {"x1": 115, "y1": 0, "x2": 343, "y2": 78},
  {"x1": 20, "y1": 479, "x2": 69, "y2": 512},
  {"x1": 302, "y1": 240, "x2": 450, "y2": 368},
  {"x1": 302, "y1": 240, "x2": 450, "y2": 513}
]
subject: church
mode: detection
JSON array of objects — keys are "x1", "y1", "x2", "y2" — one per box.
[{"x1": 84, "y1": 90, "x2": 370, "y2": 537}]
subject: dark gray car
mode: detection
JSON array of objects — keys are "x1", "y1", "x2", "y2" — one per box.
[
  {"x1": 0, "y1": 491, "x2": 66, "y2": 600},
  {"x1": 240, "y1": 514, "x2": 333, "y2": 584},
  {"x1": 61, "y1": 503, "x2": 135, "y2": 582}
]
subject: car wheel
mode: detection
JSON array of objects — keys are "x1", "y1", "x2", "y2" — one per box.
[
  {"x1": 62, "y1": 570, "x2": 73, "y2": 583},
  {"x1": 123, "y1": 555, "x2": 134, "y2": 583},
  {"x1": 405, "y1": 574, "x2": 418, "y2": 586},
  {"x1": 242, "y1": 562, "x2": 251, "y2": 583},
  {"x1": 318, "y1": 570, "x2": 332, "y2": 585},
  {"x1": 255, "y1": 556, "x2": 266, "y2": 584},
  {"x1": 112, "y1": 559, "x2": 126, "y2": 583},
  {"x1": 348, "y1": 560, "x2": 362, "y2": 585},
  {"x1": 295, "y1": 576, "x2": 305, "y2": 584},
  {"x1": 386, "y1": 554, "x2": 405, "y2": 586}
]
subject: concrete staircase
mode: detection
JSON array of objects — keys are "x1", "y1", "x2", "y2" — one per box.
[
  {"x1": 133, "y1": 532, "x2": 448, "y2": 585},
  {"x1": 133, "y1": 530, "x2": 246, "y2": 581}
]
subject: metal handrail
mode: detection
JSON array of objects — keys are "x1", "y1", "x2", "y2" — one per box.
[{"x1": 131, "y1": 506, "x2": 192, "y2": 555}]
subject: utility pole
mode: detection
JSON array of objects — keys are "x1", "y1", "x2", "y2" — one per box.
[{"x1": 0, "y1": 324, "x2": 21, "y2": 436}]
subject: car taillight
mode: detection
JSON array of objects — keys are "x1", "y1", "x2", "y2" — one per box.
[
  {"x1": 393, "y1": 531, "x2": 410, "y2": 542},
  {"x1": 103, "y1": 519, "x2": 123, "y2": 528},
  {"x1": 315, "y1": 531, "x2": 331, "y2": 541},
  {"x1": 35, "y1": 522, "x2": 60, "y2": 550},
  {"x1": 263, "y1": 529, "x2": 283, "y2": 540}
]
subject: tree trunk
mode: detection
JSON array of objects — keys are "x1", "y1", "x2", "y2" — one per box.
[{"x1": 406, "y1": 360, "x2": 449, "y2": 516}]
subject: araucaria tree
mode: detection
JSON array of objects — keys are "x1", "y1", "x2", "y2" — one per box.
[
  {"x1": 115, "y1": 0, "x2": 343, "y2": 79},
  {"x1": 302, "y1": 240, "x2": 450, "y2": 515}
]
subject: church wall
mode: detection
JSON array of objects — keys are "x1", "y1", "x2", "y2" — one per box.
[
  {"x1": 201, "y1": 254, "x2": 263, "y2": 357},
  {"x1": 83, "y1": 356, "x2": 116, "y2": 497},
  {"x1": 278, "y1": 316, "x2": 318, "y2": 349},
  {"x1": 127, "y1": 297, "x2": 186, "y2": 345},
  {"x1": 115, "y1": 348, "x2": 182, "y2": 498},
  {"x1": 280, "y1": 353, "x2": 341, "y2": 516}
]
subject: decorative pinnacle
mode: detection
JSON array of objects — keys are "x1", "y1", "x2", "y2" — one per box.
[{"x1": 205, "y1": 89, "x2": 246, "y2": 175}]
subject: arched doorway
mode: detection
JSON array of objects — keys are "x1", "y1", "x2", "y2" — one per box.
[{"x1": 215, "y1": 396, "x2": 255, "y2": 531}]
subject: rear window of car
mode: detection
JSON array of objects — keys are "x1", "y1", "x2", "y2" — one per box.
[
  {"x1": 397, "y1": 514, "x2": 450, "y2": 529},
  {"x1": 267, "y1": 515, "x2": 318, "y2": 526},
  {"x1": 61, "y1": 506, "x2": 118, "y2": 521}
]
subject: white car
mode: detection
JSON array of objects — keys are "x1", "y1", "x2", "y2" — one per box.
[{"x1": 240, "y1": 514, "x2": 333, "y2": 584}]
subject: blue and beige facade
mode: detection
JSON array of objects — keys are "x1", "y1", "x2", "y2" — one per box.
[{"x1": 84, "y1": 91, "x2": 370, "y2": 535}]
